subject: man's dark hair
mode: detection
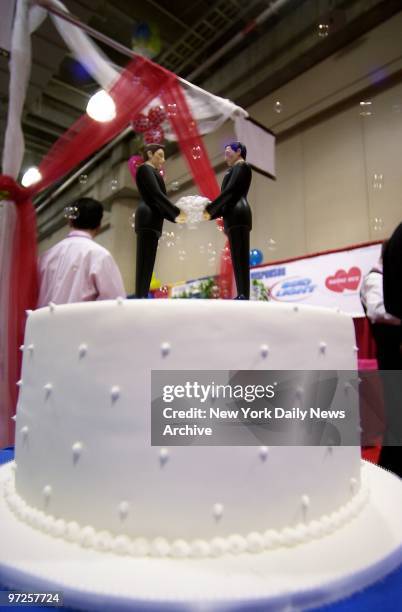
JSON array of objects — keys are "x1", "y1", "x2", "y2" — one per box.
[
  {"x1": 71, "y1": 197, "x2": 103, "y2": 230},
  {"x1": 142, "y1": 143, "x2": 165, "y2": 161},
  {"x1": 227, "y1": 141, "x2": 247, "y2": 160}
]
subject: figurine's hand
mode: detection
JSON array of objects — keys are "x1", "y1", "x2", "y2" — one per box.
[
  {"x1": 175, "y1": 211, "x2": 187, "y2": 224},
  {"x1": 203, "y1": 211, "x2": 211, "y2": 221}
]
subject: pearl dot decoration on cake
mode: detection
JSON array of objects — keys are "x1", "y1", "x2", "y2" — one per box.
[
  {"x1": 319, "y1": 341, "x2": 327, "y2": 354},
  {"x1": 4, "y1": 473, "x2": 369, "y2": 559},
  {"x1": 160, "y1": 342, "x2": 171, "y2": 357},
  {"x1": 43, "y1": 485, "x2": 52, "y2": 502},
  {"x1": 43, "y1": 383, "x2": 53, "y2": 397},
  {"x1": 110, "y1": 386, "x2": 121, "y2": 402},
  {"x1": 213, "y1": 502, "x2": 224, "y2": 520},
  {"x1": 260, "y1": 344, "x2": 269, "y2": 358},
  {"x1": 118, "y1": 501, "x2": 129, "y2": 521},
  {"x1": 78, "y1": 343, "x2": 88, "y2": 359},
  {"x1": 150, "y1": 537, "x2": 170, "y2": 557},
  {"x1": 72, "y1": 442, "x2": 83, "y2": 464},
  {"x1": 159, "y1": 447, "x2": 169, "y2": 465},
  {"x1": 259, "y1": 446, "x2": 269, "y2": 461},
  {"x1": 301, "y1": 494, "x2": 310, "y2": 510}
]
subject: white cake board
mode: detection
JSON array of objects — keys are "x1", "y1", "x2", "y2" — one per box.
[{"x1": 0, "y1": 460, "x2": 401, "y2": 611}]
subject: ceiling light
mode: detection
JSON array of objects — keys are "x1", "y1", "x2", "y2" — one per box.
[
  {"x1": 86, "y1": 90, "x2": 116, "y2": 122},
  {"x1": 21, "y1": 166, "x2": 42, "y2": 187}
]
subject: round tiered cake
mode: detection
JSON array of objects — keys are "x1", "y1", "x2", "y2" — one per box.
[{"x1": 1, "y1": 300, "x2": 401, "y2": 610}]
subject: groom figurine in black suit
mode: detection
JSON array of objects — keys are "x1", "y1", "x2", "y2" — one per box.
[
  {"x1": 134, "y1": 144, "x2": 186, "y2": 298},
  {"x1": 204, "y1": 142, "x2": 252, "y2": 300}
]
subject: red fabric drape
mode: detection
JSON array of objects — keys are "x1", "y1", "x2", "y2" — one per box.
[
  {"x1": 2, "y1": 55, "x2": 232, "y2": 447},
  {"x1": 353, "y1": 317, "x2": 377, "y2": 360},
  {"x1": 0, "y1": 176, "x2": 38, "y2": 447}
]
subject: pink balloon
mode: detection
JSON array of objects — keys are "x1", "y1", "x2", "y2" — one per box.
[
  {"x1": 128, "y1": 155, "x2": 143, "y2": 180},
  {"x1": 148, "y1": 105, "x2": 167, "y2": 127},
  {"x1": 131, "y1": 113, "x2": 150, "y2": 133},
  {"x1": 144, "y1": 126, "x2": 164, "y2": 145}
]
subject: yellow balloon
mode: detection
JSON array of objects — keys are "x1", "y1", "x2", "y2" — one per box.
[{"x1": 150, "y1": 273, "x2": 161, "y2": 290}]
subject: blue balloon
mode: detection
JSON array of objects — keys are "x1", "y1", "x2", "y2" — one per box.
[{"x1": 249, "y1": 249, "x2": 263, "y2": 266}]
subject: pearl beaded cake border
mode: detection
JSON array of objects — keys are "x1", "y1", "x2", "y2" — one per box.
[{"x1": 3, "y1": 471, "x2": 369, "y2": 559}]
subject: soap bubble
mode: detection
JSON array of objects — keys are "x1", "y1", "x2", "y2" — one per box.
[
  {"x1": 166, "y1": 231, "x2": 175, "y2": 247},
  {"x1": 267, "y1": 238, "x2": 277, "y2": 251},
  {"x1": 167, "y1": 103, "x2": 177, "y2": 117},
  {"x1": 372, "y1": 173, "x2": 384, "y2": 190},
  {"x1": 191, "y1": 145, "x2": 202, "y2": 160},
  {"x1": 178, "y1": 249, "x2": 187, "y2": 261},
  {"x1": 170, "y1": 181, "x2": 180, "y2": 191},
  {"x1": 274, "y1": 101, "x2": 283, "y2": 114},
  {"x1": 199, "y1": 244, "x2": 206, "y2": 255},
  {"x1": 359, "y1": 101, "x2": 373, "y2": 117},
  {"x1": 318, "y1": 23, "x2": 329, "y2": 37},
  {"x1": 211, "y1": 285, "x2": 220, "y2": 299},
  {"x1": 159, "y1": 285, "x2": 169, "y2": 297},
  {"x1": 129, "y1": 212, "x2": 135, "y2": 228},
  {"x1": 79, "y1": 174, "x2": 88, "y2": 185},
  {"x1": 111, "y1": 178, "x2": 118, "y2": 191},
  {"x1": 372, "y1": 217, "x2": 384, "y2": 231}
]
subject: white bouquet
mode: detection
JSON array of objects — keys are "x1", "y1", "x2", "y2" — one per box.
[{"x1": 175, "y1": 195, "x2": 210, "y2": 227}]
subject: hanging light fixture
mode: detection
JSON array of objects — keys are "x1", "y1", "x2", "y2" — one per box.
[
  {"x1": 21, "y1": 166, "x2": 42, "y2": 187},
  {"x1": 86, "y1": 90, "x2": 116, "y2": 122}
]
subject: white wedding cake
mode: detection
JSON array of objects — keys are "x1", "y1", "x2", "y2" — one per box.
[
  {"x1": 1, "y1": 299, "x2": 401, "y2": 610},
  {"x1": 8, "y1": 300, "x2": 363, "y2": 554}
]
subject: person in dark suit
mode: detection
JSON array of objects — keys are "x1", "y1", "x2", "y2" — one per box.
[
  {"x1": 203, "y1": 142, "x2": 252, "y2": 299},
  {"x1": 134, "y1": 144, "x2": 186, "y2": 297},
  {"x1": 380, "y1": 230, "x2": 402, "y2": 477}
]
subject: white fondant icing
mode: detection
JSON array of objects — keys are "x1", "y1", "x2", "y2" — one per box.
[{"x1": 13, "y1": 301, "x2": 362, "y2": 553}]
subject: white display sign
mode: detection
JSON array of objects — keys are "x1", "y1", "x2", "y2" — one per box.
[{"x1": 250, "y1": 243, "x2": 381, "y2": 315}]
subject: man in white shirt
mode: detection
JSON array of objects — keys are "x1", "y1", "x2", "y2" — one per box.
[{"x1": 37, "y1": 198, "x2": 125, "y2": 307}]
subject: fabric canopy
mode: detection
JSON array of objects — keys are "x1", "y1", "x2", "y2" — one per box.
[{"x1": 1, "y1": 0, "x2": 247, "y2": 447}]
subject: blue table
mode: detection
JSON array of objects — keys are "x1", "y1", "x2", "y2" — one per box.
[{"x1": 1, "y1": 449, "x2": 401, "y2": 611}]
